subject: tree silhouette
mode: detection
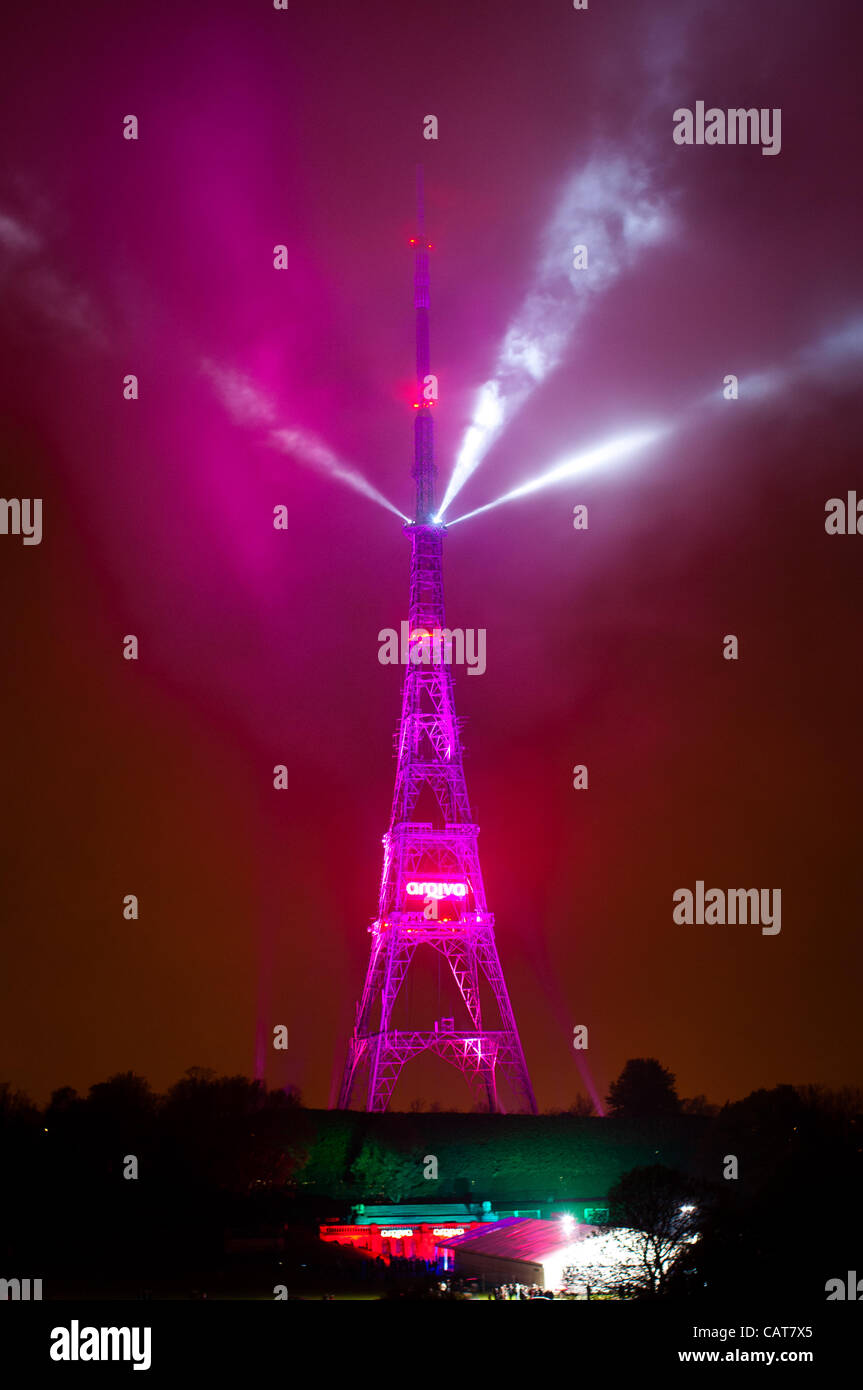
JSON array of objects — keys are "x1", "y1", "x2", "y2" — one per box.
[
  {"x1": 568, "y1": 1094, "x2": 596, "y2": 1117},
  {"x1": 161, "y1": 1068, "x2": 304, "y2": 1191},
  {"x1": 350, "y1": 1140, "x2": 421, "y2": 1203},
  {"x1": 606, "y1": 1164, "x2": 700, "y2": 1296},
  {"x1": 606, "y1": 1059, "x2": 681, "y2": 1118}
]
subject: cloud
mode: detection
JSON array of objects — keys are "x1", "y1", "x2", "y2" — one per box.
[
  {"x1": 0, "y1": 205, "x2": 104, "y2": 344},
  {"x1": 0, "y1": 212, "x2": 41, "y2": 255},
  {"x1": 200, "y1": 360, "x2": 277, "y2": 427}
]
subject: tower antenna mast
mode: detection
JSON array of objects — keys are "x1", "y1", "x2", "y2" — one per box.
[
  {"x1": 412, "y1": 164, "x2": 435, "y2": 523},
  {"x1": 338, "y1": 173, "x2": 537, "y2": 1115}
]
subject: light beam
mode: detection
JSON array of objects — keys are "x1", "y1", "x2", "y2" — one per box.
[
  {"x1": 202, "y1": 359, "x2": 408, "y2": 521},
  {"x1": 446, "y1": 425, "x2": 668, "y2": 525},
  {"x1": 437, "y1": 153, "x2": 672, "y2": 518},
  {"x1": 269, "y1": 428, "x2": 409, "y2": 521},
  {"x1": 446, "y1": 313, "x2": 863, "y2": 527}
]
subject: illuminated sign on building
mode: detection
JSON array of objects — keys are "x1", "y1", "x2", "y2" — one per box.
[
  {"x1": 318, "y1": 1220, "x2": 484, "y2": 1262},
  {"x1": 405, "y1": 881, "x2": 468, "y2": 899}
]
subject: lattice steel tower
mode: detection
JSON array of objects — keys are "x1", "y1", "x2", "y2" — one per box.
[{"x1": 337, "y1": 171, "x2": 537, "y2": 1114}]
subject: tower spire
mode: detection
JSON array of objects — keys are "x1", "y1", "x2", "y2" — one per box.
[
  {"x1": 337, "y1": 178, "x2": 537, "y2": 1116},
  {"x1": 411, "y1": 164, "x2": 436, "y2": 523}
]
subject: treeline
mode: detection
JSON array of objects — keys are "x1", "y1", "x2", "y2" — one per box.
[
  {"x1": 2, "y1": 1066, "x2": 860, "y2": 1209},
  {"x1": 1, "y1": 1066, "x2": 709, "y2": 1210}
]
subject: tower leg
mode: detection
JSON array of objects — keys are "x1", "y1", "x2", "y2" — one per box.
[
  {"x1": 476, "y1": 928, "x2": 537, "y2": 1114},
  {"x1": 365, "y1": 929, "x2": 416, "y2": 1111}
]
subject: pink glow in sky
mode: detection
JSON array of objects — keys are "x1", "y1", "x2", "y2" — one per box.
[{"x1": 1, "y1": 0, "x2": 862, "y2": 1112}]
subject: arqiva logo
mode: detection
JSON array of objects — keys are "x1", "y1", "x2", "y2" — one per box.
[{"x1": 405, "y1": 880, "x2": 467, "y2": 899}]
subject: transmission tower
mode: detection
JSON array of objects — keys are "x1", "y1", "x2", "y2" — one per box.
[{"x1": 337, "y1": 170, "x2": 537, "y2": 1114}]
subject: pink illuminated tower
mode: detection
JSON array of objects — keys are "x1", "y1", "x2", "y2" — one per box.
[{"x1": 337, "y1": 171, "x2": 537, "y2": 1114}]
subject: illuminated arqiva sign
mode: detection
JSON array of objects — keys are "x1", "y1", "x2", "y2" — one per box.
[
  {"x1": 432, "y1": 1226, "x2": 465, "y2": 1237},
  {"x1": 405, "y1": 881, "x2": 468, "y2": 899}
]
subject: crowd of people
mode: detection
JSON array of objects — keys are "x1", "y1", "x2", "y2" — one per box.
[{"x1": 492, "y1": 1282, "x2": 556, "y2": 1300}]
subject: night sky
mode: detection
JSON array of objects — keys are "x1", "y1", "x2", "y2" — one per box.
[{"x1": 1, "y1": 0, "x2": 861, "y2": 1112}]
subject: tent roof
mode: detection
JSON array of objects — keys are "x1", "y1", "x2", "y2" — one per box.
[{"x1": 444, "y1": 1217, "x2": 599, "y2": 1261}]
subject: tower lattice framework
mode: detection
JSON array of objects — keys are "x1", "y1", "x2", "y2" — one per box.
[{"x1": 337, "y1": 171, "x2": 537, "y2": 1114}]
